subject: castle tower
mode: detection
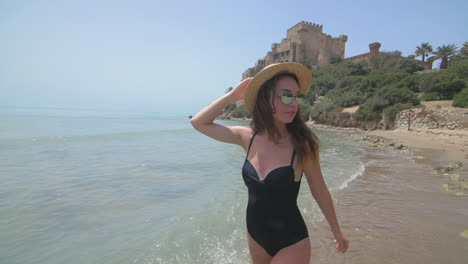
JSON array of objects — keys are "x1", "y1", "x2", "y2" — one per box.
[{"x1": 369, "y1": 42, "x2": 381, "y2": 55}]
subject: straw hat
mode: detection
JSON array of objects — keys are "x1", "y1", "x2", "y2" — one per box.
[{"x1": 243, "y1": 62, "x2": 312, "y2": 113}]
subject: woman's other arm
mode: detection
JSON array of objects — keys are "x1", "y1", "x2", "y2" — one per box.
[
  {"x1": 302, "y1": 138, "x2": 349, "y2": 253},
  {"x1": 190, "y1": 78, "x2": 252, "y2": 145}
]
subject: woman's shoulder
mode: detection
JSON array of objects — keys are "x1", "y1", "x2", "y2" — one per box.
[
  {"x1": 300, "y1": 132, "x2": 320, "y2": 160},
  {"x1": 236, "y1": 127, "x2": 255, "y2": 151},
  {"x1": 226, "y1": 125, "x2": 254, "y2": 143},
  {"x1": 310, "y1": 133, "x2": 320, "y2": 144},
  {"x1": 241, "y1": 127, "x2": 256, "y2": 140}
]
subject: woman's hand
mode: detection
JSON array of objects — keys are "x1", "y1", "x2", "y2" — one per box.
[
  {"x1": 228, "y1": 77, "x2": 253, "y2": 102},
  {"x1": 333, "y1": 232, "x2": 349, "y2": 254}
]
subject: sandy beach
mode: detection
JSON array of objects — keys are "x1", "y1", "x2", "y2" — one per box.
[
  {"x1": 306, "y1": 123, "x2": 468, "y2": 263},
  {"x1": 367, "y1": 128, "x2": 468, "y2": 165}
]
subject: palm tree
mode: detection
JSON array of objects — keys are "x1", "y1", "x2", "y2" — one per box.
[
  {"x1": 459, "y1": 42, "x2": 468, "y2": 58},
  {"x1": 433, "y1": 44, "x2": 459, "y2": 69},
  {"x1": 449, "y1": 42, "x2": 468, "y2": 64},
  {"x1": 415, "y1": 42, "x2": 433, "y2": 63}
]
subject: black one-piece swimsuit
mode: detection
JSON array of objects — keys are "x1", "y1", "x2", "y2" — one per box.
[{"x1": 241, "y1": 132, "x2": 309, "y2": 256}]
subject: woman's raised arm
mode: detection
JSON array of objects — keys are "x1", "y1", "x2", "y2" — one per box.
[{"x1": 190, "y1": 78, "x2": 252, "y2": 146}]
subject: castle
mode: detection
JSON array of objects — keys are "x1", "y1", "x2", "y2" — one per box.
[
  {"x1": 242, "y1": 21, "x2": 430, "y2": 80},
  {"x1": 242, "y1": 21, "x2": 348, "y2": 79}
]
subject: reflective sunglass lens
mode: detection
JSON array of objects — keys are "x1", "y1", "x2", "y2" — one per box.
[
  {"x1": 281, "y1": 95, "x2": 293, "y2": 104},
  {"x1": 281, "y1": 93, "x2": 305, "y2": 104}
]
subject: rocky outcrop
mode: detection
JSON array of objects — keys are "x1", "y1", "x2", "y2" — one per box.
[{"x1": 394, "y1": 107, "x2": 467, "y2": 130}]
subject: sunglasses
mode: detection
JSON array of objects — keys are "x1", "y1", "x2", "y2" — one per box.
[{"x1": 278, "y1": 91, "x2": 305, "y2": 104}]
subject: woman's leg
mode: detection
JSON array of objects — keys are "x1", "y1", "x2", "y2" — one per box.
[
  {"x1": 270, "y1": 238, "x2": 310, "y2": 264},
  {"x1": 246, "y1": 232, "x2": 273, "y2": 264}
]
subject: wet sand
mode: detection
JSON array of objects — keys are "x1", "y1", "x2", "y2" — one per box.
[{"x1": 306, "y1": 125, "x2": 468, "y2": 264}]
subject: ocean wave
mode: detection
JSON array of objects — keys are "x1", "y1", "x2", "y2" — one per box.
[{"x1": 337, "y1": 162, "x2": 366, "y2": 190}]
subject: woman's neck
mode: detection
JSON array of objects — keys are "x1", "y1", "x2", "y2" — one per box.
[{"x1": 274, "y1": 121, "x2": 288, "y2": 138}]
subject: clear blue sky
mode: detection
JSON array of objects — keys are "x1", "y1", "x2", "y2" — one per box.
[{"x1": 1, "y1": 0, "x2": 467, "y2": 115}]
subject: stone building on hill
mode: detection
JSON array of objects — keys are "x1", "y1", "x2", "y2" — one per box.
[
  {"x1": 346, "y1": 42, "x2": 431, "y2": 70},
  {"x1": 242, "y1": 21, "x2": 348, "y2": 79},
  {"x1": 346, "y1": 42, "x2": 382, "y2": 63}
]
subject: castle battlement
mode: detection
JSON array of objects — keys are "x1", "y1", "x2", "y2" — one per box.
[
  {"x1": 288, "y1": 20, "x2": 323, "y2": 34},
  {"x1": 339, "y1": 35, "x2": 348, "y2": 42}
]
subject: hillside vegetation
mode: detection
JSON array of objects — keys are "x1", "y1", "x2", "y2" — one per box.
[{"x1": 222, "y1": 42, "x2": 468, "y2": 130}]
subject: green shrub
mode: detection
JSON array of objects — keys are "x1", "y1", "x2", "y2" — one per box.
[
  {"x1": 447, "y1": 59, "x2": 468, "y2": 79},
  {"x1": 383, "y1": 103, "x2": 406, "y2": 120},
  {"x1": 331, "y1": 60, "x2": 370, "y2": 76},
  {"x1": 419, "y1": 91, "x2": 440, "y2": 101},
  {"x1": 309, "y1": 100, "x2": 337, "y2": 120},
  {"x1": 356, "y1": 103, "x2": 380, "y2": 121},
  {"x1": 452, "y1": 88, "x2": 468, "y2": 108},
  {"x1": 309, "y1": 105, "x2": 321, "y2": 120},
  {"x1": 433, "y1": 75, "x2": 465, "y2": 99},
  {"x1": 337, "y1": 75, "x2": 365, "y2": 88},
  {"x1": 381, "y1": 72, "x2": 409, "y2": 86},
  {"x1": 330, "y1": 55, "x2": 343, "y2": 64},
  {"x1": 418, "y1": 72, "x2": 436, "y2": 92},
  {"x1": 311, "y1": 73, "x2": 337, "y2": 96},
  {"x1": 377, "y1": 87, "x2": 420, "y2": 106},
  {"x1": 310, "y1": 61, "x2": 372, "y2": 97},
  {"x1": 231, "y1": 104, "x2": 251, "y2": 118},
  {"x1": 299, "y1": 103, "x2": 312, "y2": 121},
  {"x1": 304, "y1": 91, "x2": 317, "y2": 105},
  {"x1": 398, "y1": 58, "x2": 424, "y2": 74},
  {"x1": 328, "y1": 89, "x2": 365, "y2": 107},
  {"x1": 365, "y1": 70, "x2": 409, "y2": 89},
  {"x1": 368, "y1": 51, "x2": 423, "y2": 74},
  {"x1": 306, "y1": 53, "x2": 443, "y2": 123},
  {"x1": 318, "y1": 101, "x2": 336, "y2": 113},
  {"x1": 316, "y1": 107, "x2": 348, "y2": 125},
  {"x1": 396, "y1": 74, "x2": 422, "y2": 92},
  {"x1": 419, "y1": 70, "x2": 465, "y2": 98},
  {"x1": 356, "y1": 96, "x2": 388, "y2": 121},
  {"x1": 382, "y1": 103, "x2": 409, "y2": 129},
  {"x1": 224, "y1": 103, "x2": 236, "y2": 113},
  {"x1": 348, "y1": 61, "x2": 371, "y2": 76}
]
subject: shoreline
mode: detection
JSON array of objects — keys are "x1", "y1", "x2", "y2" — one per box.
[
  {"x1": 306, "y1": 121, "x2": 468, "y2": 164},
  {"x1": 308, "y1": 122, "x2": 468, "y2": 198},
  {"x1": 305, "y1": 123, "x2": 468, "y2": 263}
]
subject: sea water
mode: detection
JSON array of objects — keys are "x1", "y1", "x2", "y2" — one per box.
[{"x1": 0, "y1": 106, "x2": 366, "y2": 264}]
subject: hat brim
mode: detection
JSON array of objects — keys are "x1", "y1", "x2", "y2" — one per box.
[{"x1": 243, "y1": 62, "x2": 312, "y2": 114}]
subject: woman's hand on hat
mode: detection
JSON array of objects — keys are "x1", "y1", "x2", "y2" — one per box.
[{"x1": 229, "y1": 77, "x2": 253, "y2": 102}]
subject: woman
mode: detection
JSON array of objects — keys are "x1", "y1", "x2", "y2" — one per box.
[{"x1": 191, "y1": 62, "x2": 348, "y2": 264}]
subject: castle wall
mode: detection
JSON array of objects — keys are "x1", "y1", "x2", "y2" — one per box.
[
  {"x1": 298, "y1": 31, "x2": 346, "y2": 67},
  {"x1": 345, "y1": 42, "x2": 382, "y2": 66},
  {"x1": 347, "y1": 53, "x2": 371, "y2": 62}
]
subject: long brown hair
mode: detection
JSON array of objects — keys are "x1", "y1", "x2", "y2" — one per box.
[{"x1": 250, "y1": 72, "x2": 319, "y2": 161}]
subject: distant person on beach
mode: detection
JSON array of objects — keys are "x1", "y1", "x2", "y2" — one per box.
[{"x1": 191, "y1": 62, "x2": 348, "y2": 263}]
